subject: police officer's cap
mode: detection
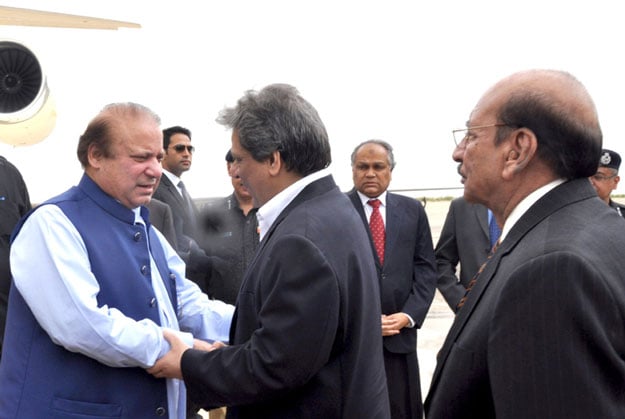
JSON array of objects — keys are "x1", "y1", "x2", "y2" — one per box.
[{"x1": 599, "y1": 149, "x2": 621, "y2": 171}]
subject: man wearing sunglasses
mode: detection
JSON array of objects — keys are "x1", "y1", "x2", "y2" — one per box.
[{"x1": 155, "y1": 126, "x2": 198, "y2": 242}]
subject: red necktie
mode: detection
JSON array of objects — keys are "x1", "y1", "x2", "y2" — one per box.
[{"x1": 368, "y1": 199, "x2": 385, "y2": 264}]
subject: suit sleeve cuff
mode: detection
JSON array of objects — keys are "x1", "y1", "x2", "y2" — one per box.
[{"x1": 402, "y1": 312, "x2": 415, "y2": 328}]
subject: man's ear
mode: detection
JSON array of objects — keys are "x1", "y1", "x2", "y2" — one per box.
[
  {"x1": 502, "y1": 128, "x2": 538, "y2": 180},
  {"x1": 268, "y1": 150, "x2": 282, "y2": 176},
  {"x1": 87, "y1": 143, "x2": 104, "y2": 169}
]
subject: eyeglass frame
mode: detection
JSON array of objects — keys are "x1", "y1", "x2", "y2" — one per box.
[
  {"x1": 452, "y1": 123, "x2": 510, "y2": 147},
  {"x1": 591, "y1": 172, "x2": 618, "y2": 182},
  {"x1": 169, "y1": 144, "x2": 195, "y2": 153}
]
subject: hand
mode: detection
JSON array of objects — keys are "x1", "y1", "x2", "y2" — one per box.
[
  {"x1": 194, "y1": 339, "x2": 227, "y2": 351},
  {"x1": 381, "y1": 313, "x2": 410, "y2": 337},
  {"x1": 147, "y1": 329, "x2": 190, "y2": 379}
]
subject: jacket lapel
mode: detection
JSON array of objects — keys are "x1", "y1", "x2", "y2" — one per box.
[
  {"x1": 384, "y1": 193, "x2": 402, "y2": 263},
  {"x1": 160, "y1": 176, "x2": 185, "y2": 212},
  {"x1": 240, "y1": 175, "x2": 338, "y2": 287},
  {"x1": 347, "y1": 189, "x2": 381, "y2": 267}
]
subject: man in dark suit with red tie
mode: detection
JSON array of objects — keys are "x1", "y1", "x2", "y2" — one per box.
[
  {"x1": 347, "y1": 139, "x2": 437, "y2": 419},
  {"x1": 425, "y1": 69, "x2": 625, "y2": 418}
]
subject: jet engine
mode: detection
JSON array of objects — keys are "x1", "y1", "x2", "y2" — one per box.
[{"x1": 0, "y1": 40, "x2": 56, "y2": 146}]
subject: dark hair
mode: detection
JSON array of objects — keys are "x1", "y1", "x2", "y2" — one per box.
[
  {"x1": 495, "y1": 74, "x2": 602, "y2": 179},
  {"x1": 77, "y1": 102, "x2": 160, "y2": 168},
  {"x1": 350, "y1": 139, "x2": 396, "y2": 170},
  {"x1": 162, "y1": 126, "x2": 192, "y2": 149},
  {"x1": 216, "y1": 83, "x2": 331, "y2": 176}
]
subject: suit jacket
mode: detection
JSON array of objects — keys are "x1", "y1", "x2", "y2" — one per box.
[
  {"x1": 435, "y1": 197, "x2": 491, "y2": 312},
  {"x1": 425, "y1": 179, "x2": 625, "y2": 418},
  {"x1": 347, "y1": 190, "x2": 437, "y2": 354},
  {"x1": 152, "y1": 174, "x2": 199, "y2": 246},
  {"x1": 153, "y1": 175, "x2": 213, "y2": 290},
  {"x1": 146, "y1": 198, "x2": 178, "y2": 250},
  {"x1": 181, "y1": 175, "x2": 391, "y2": 418}
]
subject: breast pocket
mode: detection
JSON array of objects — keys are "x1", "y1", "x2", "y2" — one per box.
[{"x1": 51, "y1": 397, "x2": 122, "y2": 418}]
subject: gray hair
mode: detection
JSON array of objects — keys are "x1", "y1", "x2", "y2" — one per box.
[
  {"x1": 350, "y1": 139, "x2": 396, "y2": 170},
  {"x1": 216, "y1": 84, "x2": 331, "y2": 176}
]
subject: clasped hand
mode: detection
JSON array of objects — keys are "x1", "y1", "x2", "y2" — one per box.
[
  {"x1": 147, "y1": 329, "x2": 225, "y2": 379},
  {"x1": 381, "y1": 313, "x2": 410, "y2": 336}
]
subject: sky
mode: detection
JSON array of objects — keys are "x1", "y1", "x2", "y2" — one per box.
[{"x1": 1, "y1": 0, "x2": 624, "y2": 204}]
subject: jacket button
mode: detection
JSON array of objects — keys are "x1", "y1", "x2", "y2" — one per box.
[
  {"x1": 134, "y1": 231, "x2": 141, "y2": 241},
  {"x1": 169, "y1": 273, "x2": 176, "y2": 281},
  {"x1": 155, "y1": 406, "x2": 166, "y2": 416},
  {"x1": 149, "y1": 297, "x2": 156, "y2": 307},
  {"x1": 141, "y1": 265, "x2": 148, "y2": 275}
]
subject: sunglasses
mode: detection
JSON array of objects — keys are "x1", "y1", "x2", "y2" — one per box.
[{"x1": 170, "y1": 144, "x2": 195, "y2": 153}]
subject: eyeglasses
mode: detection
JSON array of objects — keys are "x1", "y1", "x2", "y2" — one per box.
[
  {"x1": 452, "y1": 123, "x2": 508, "y2": 147},
  {"x1": 591, "y1": 173, "x2": 617, "y2": 182},
  {"x1": 170, "y1": 144, "x2": 195, "y2": 153}
]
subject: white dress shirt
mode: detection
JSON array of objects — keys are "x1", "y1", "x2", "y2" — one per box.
[{"x1": 256, "y1": 168, "x2": 331, "y2": 241}]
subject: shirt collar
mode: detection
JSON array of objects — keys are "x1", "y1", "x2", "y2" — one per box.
[
  {"x1": 356, "y1": 190, "x2": 387, "y2": 208},
  {"x1": 257, "y1": 167, "x2": 331, "y2": 240},
  {"x1": 161, "y1": 169, "x2": 181, "y2": 186},
  {"x1": 132, "y1": 207, "x2": 145, "y2": 225},
  {"x1": 500, "y1": 178, "x2": 565, "y2": 242}
]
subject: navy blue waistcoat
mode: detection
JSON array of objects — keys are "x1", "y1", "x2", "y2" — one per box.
[{"x1": 0, "y1": 174, "x2": 178, "y2": 418}]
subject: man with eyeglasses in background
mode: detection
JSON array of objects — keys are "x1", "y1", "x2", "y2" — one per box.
[
  {"x1": 589, "y1": 148, "x2": 625, "y2": 217},
  {"x1": 154, "y1": 126, "x2": 199, "y2": 244}
]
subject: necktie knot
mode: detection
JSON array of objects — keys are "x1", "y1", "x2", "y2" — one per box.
[{"x1": 368, "y1": 199, "x2": 381, "y2": 209}]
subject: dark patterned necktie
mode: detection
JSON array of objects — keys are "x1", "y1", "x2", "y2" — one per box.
[
  {"x1": 456, "y1": 240, "x2": 499, "y2": 310},
  {"x1": 368, "y1": 199, "x2": 385, "y2": 264}
]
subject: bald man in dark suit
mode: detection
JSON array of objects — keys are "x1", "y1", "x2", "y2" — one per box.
[{"x1": 425, "y1": 69, "x2": 625, "y2": 418}]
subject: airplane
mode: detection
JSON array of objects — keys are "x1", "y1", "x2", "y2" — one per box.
[{"x1": 0, "y1": 5, "x2": 140, "y2": 146}]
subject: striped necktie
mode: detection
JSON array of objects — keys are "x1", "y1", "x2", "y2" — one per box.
[
  {"x1": 177, "y1": 181, "x2": 196, "y2": 223},
  {"x1": 456, "y1": 240, "x2": 499, "y2": 310}
]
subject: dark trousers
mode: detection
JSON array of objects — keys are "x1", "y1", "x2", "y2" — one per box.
[{"x1": 384, "y1": 348, "x2": 422, "y2": 419}]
